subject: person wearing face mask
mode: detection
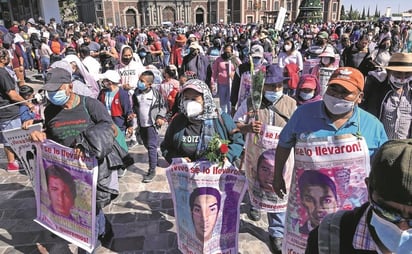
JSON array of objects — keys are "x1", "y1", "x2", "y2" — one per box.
[
  {"x1": 310, "y1": 48, "x2": 338, "y2": 95},
  {"x1": 369, "y1": 37, "x2": 392, "y2": 69},
  {"x1": 181, "y1": 42, "x2": 209, "y2": 82},
  {"x1": 272, "y1": 67, "x2": 388, "y2": 253},
  {"x1": 278, "y1": 37, "x2": 303, "y2": 72},
  {"x1": 306, "y1": 138, "x2": 412, "y2": 254},
  {"x1": 377, "y1": 53, "x2": 412, "y2": 139},
  {"x1": 305, "y1": 31, "x2": 337, "y2": 60},
  {"x1": 210, "y1": 44, "x2": 241, "y2": 113},
  {"x1": 30, "y1": 67, "x2": 130, "y2": 250},
  {"x1": 341, "y1": 34, "x2": 374, "y2": 77},
  {"x1": 233, "y1": 64, "x2": 296, "y2": 254},
  {"x1": 161, "y1": 79, "x2": 244, "y2": 167},
  {"x1": 132, "y1": 70, "x2": 167, "y2": 183},
  {"x1": 231, "y1": 44, "x2": 268, "y2": 114},
  {"x1": 116, "y1": 45, "x2": 145, "y2": 148},
  {"x1": 294, "y1": 74, "x2": 322, "y2": 106}
]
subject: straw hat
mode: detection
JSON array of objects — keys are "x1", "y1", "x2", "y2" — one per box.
[{"x1": 384, "y1": 53, "x2": 412, "y2": 72}]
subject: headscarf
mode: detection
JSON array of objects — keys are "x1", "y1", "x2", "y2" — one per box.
[{"x1": 180, "y1": 79, "x2": 218, "y2": 120}]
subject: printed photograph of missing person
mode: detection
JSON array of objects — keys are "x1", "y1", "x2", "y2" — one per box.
[{"x1": 298, "y1": 170, "x2": 338, "y2": 235}]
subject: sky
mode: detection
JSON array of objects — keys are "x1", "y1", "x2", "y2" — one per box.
[{"x1": 341, "y1": 0, "x2": 412, "y2": 15}]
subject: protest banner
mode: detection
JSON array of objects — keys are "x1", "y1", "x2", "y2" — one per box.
[
  {"x1": 34, "y1": 139, "x2": 98, "y2": 252},
  {"x1": 318, "y1": 67, "x2": 336, "y2": 95},
  {"x1": 2, "y1": 123, "x2": 42, "y2": 186},
  {"x1": 242, "y1": 122, "x2": 293, "y2": 212},
  {"x1": 283, "y1": 134, "x2": 370, "y2": 254},
  {"x1": 167, "y1": 159, "x2": 247, "y2": 254},
  {"x1": 302, "y1": 59, "x2": 319, "y2": 75}
]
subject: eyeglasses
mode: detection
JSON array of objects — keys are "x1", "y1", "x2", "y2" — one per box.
[{"x1": 371, "y1": 200, "x2": 412, "y2": 227}]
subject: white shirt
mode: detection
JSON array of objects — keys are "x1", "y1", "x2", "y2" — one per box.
[{"x1": 136, "y1": 89, "x2": 154, "y2": 127}]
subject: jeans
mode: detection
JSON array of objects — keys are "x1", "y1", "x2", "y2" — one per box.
[
  {"x1": 40, "y1": 56, "x2": 50, "y2": 80},
  {"x1": 78, "y1": 209, "x2": 105, "y2": 254},
  {"x1": 163, "y1": 52, "x2": 170, "y2": 67},
  {"x1": 139, "y1": 125, "x2": 158, "y2": 171},
  {"x1": 217, "y1": 83, "x2": 231, "y2": 114},
  {"x1": 267, "y1": 211, "x2": 286, "y2": 238}
]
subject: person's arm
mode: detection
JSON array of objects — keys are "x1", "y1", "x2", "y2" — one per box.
[
  {"x1": 273, "y1": 145, "x2": 292, "y2": 198},
  {"x1": 7, "y1": 89, "x2": 34, "y2": 110}
]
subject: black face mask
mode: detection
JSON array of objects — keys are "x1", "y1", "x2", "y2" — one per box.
[
  {"x1": 222, "y1": 52, "x2": 231, "y2": 60},
  {"x1": 122, "y1": 58, "x2": 132, "y2": 65}
]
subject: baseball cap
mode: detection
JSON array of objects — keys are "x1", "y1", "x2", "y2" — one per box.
[
  {"x1": 300, "y1": 75, "x2": 318, "y2": 89},
  {"x1": 181, "y1": 79, "x2": 205, "y2": 94},
  {"x1": 327, "y1": 67, "x2": 364, "y2": 93},
  {"x1": 250, "y1": 45, "x2": 264, "y2": 58},
  {"x1": 98, "y1": 70, "x2": 121, "y2": 83},
  {"x1": 189, "y1": 42, "x2": 202, "y2": 51},
  {"x1": 317, "y1": 31, "x2": 329, "y2": 39},
  {"x1": 44, "y1": 67, "x2": 72, "y2": 91},
  {"x1": 369, "y1": 139, "x2": 412, "y2": 205}
]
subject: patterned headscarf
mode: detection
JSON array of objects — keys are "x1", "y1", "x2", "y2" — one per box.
[{"x1": 180, "y1": 79, "x2": 219, "y2": 120}]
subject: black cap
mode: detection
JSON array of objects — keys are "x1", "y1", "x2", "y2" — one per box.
[{"x1": 44, "y1": 68, "x2": 72, "y2": 91}]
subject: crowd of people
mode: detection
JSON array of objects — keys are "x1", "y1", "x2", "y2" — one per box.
[{"x1": 0, "y1": 15, "x2": 411, "y2": 253}]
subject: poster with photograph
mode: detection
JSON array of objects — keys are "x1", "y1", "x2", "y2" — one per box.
[
  {"x1": 283, "y1": 134, "x2": 370, "y2": 254},
  {"x1": 242, "y1": 123, "x2": 293, "y2": 212},
  {"x1": 34, "y1": 139, "x2": 98, "y2": 252},
  {"x1": 2, "y1": 123, "x2": 42, "y2": 187},
  {"x1": 167, "y1": 159, "x2": 247, "y2": 254}
]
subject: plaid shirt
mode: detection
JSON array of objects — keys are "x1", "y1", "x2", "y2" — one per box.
[{"x1": 352, "y1": 206, "x2": 389, "y2": 253}]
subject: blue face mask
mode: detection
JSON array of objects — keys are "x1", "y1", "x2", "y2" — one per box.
[
  {"x1": 264, "y1": 90, "x2": 283, "y2": 102},
  {"x1": 370, "y1": 210, "x2": 412, "y2": 253},
  {"x1": 46, "y1": 90, "x2": 70, "y2": 106},
  {"x1": 137, "y1": 81, "x2": 146, "y2": 91},
  {"x1": 252, "y1": 57, "x2": 262, "y2": 66},
  {"x1": 139, "y1": 51, "x2": 147, "y2": 58},
  {"x1": 299, "y1": 91, "x2": 315, "y2": 101}
]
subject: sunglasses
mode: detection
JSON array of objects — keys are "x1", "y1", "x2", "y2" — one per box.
[{"x1": 371, "y1": 200, "x2": 412, "y2": 227}]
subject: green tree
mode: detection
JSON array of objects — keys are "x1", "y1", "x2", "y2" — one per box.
[
  {"x1": 367, "y1": 7, "x2": 370, "y2": 20},
  {"x1": 295, "y1": 0, "x2": 323, "y2": 24},
  {"x1": 374, "y1": 5, "x2": 379, "y2": 17},
  {"x1": 361, "y1": 7, "x2": 365, "y2": 20},
  {"x1": 60, "y1": 0, "x2": 78, "y2": 22},
  {"x1": 348, "y1": 5, "x2": 354, "y2": 20},
  {"x1": 340, "y1": 5, "x2": 346, "y2": 20}
]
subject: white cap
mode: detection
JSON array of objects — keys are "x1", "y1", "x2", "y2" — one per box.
[{"x1": 99, "y1": 70, "x2": 121, "y2": 83}]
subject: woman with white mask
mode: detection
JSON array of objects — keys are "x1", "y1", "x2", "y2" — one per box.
[
  {"x1": 161, "y1": 79, "x2": 244, "y2": 165},
  {"x1": 278, "y1": 37, "x2": 303, "y2": 72}
]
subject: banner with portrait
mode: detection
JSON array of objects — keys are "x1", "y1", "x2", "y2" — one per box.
[
  {"x1": 167, "y1": 159, "x2": 247, "y2": 254},
  {"x1": 2, "y1": 123, "x2": 42, "y2": 187},
  {"x1": 318, "y1": 67, "x2": 337, "y2": 95},
  {"x1": 241, "y1": 123, "x2": 294, "y2": 212},
  {"x1": 283, "y1": 134, "x2": 370, "y2": 254},
  {"x1": 34, "y1": 139, "x2": 98, "y2": 253}
]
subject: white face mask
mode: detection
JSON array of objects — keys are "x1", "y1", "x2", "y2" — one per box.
[
  {"x1": 389, "y1": 75, "x2": 412, "y2": 89},
  {"x1": 183, "y1": 100, "x2": 203, "y2": 118},
  {"x1": 300, "y1": 91, "x2": 315, "y2": 101},
  {"x1": 284, "y1": 45, "x2": 292, "y2": 51},
  {"x1": 370, "y1": 210, "x2": 412, "y2": 253},
  {"x1": 323, "y1": 93, "x2": 356, "y2": 115},
  {"x1": 264, "y1": 90, "x2": 283, "y2": 102}
]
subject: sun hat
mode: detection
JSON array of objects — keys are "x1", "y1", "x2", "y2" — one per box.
[
  {"x1": 369, "y1": 139, "x2": 412, "y2": 205},
  {"x1": 250, "y1": 45, "x2": 264, "y2": 58},
  {"x1": 384, "y1": 53, "x2": 412, "y2": 72},
  {"x1": 265, "y1": 64, "x2": 288, "y2": 84},
  {"x1": 327, "y1": 67, "x2": 364, "y2": 92},
  {"x1": 319, "y1": 47, "x2": 336, "y2": 58},
  {"x1": 98, "y1": 70, "x2": 121, "y2": 83},
  {"x1": 44, "y1": 67, "x2": 72, "y2": 91},
  {"x1": 181, "y1": 79, "x2": 205, "y2": 94}
]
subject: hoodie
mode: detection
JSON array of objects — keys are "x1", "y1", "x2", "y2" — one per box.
[{"x1": 116, "y1": 45, "x2": 146, "y2": 95}]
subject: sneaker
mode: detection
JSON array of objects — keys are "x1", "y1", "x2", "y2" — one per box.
[
  {"x1": 118, "y1": 168, "x2": 127, "y2": 178},
  {"x1": 269, "y1": 236, "x2": 283, "y2": 254},
  {"x1": 142, "y1": 171, "x2": 156, "y2": 183},
  {"x1": 248, "y1": 206, "x2": 261, "y2": 221},
  {"x1": 7, "y1": 161, "x2": 21, "y2": 172},
  {"x1": 127, "y1": 140, "x2": 139, "y2": 149}
]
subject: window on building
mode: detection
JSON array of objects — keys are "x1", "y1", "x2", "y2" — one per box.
[
  {"x1": 332, "y1": 13, "x2": 336, "y2": 20},
  {"x1": 261, "y1": 16, "x2": 267, "y2": 24},
  {"x1": 247, "y1": 0, "x2": 253, "y2": 10},
  {"x1": 96, "y1": 3, "x2": 102, "y2": 11},
  {"x1": 262, "y1": 1, "x2": 267, "y2": 10},
  {"x1": 287, "y1": 0, "x2": 291, "y2": 11},
  {"x1": 247, "y1": 16, "x2": 253, "y2": 23},
  {"x1": 333, "y1": 3, "x2": 338, "y2": 12},
  {"x1": 274, "y1": 1, "x2": 279, "y2": 11}
]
